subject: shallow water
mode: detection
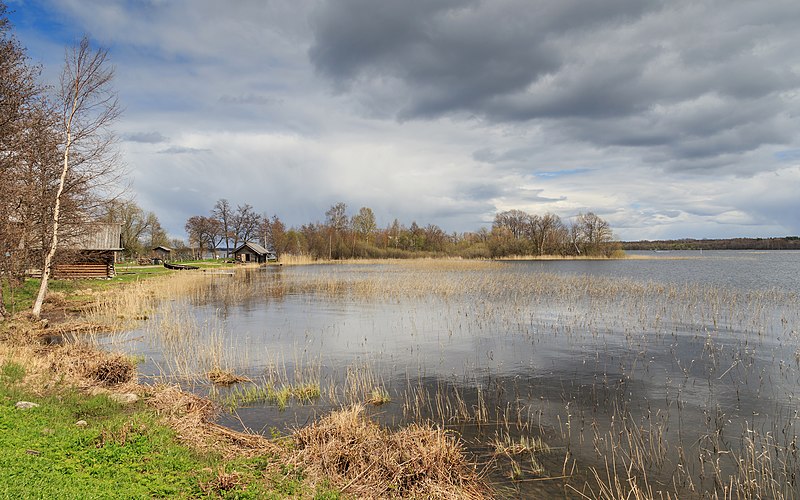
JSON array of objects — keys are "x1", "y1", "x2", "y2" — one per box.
[{"x1": 107, "y1": 251, "x2": 800, "y2": 498}]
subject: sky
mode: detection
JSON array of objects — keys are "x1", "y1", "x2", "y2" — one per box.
[{"x1": 6, "y1": 0, "x2": 800, "y2": 241}]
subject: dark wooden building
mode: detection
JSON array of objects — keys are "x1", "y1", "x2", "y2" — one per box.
[
  {"x1": 151, "y1": 246, "x2": 172, "y2": 263},
  {"x1": 231, "y1": 242, "x2": 276, "y2": 264},
  {"x1": 53, "y1": 223, "x2": 123, "y2": 279}
]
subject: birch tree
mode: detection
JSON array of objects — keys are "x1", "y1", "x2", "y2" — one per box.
[{"x1": 32, "y1": 36, "x2": 120, "y2": 319}]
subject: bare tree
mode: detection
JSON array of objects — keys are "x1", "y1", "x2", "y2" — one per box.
[
  {"x1": 104, "y1": 200, "x2": 152, "y2": 257},
  {"x1": 230, "y1": 203, "x2": 261, "y2": 249},
  {"x1": 212, "y1": 199, "x2": 233, "y2": 256},
  {"x1": 32, "y1": 36, "x2": 120, "y2": 319},
  {"x1": 261, "y1": 214, "x2": 287, "y2": 256},
  {"x1": 533, "y1": 213, "x2": 564, "y2": 255},
  {"x1": 574, "y1": 212, "x2": 613, "y2": 255},
  {"x1": 324, "y1": 202, "x2": 348, "y2": 259},
  {"x1": 185, "y1": 215, "x2": 222, "y2": 259},
  {"x1": 493, "y1": 210, "x2": 532, "y2": 240},
  {"x1": 144, "y1": 212, "x2": 169, "y2": 248},
  {"x1": 1, "y1": 5, "x2": 57, "y2": 319}
]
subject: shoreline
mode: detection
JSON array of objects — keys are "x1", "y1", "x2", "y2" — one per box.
[{"x1": 0, "y1": 268, "x2": 489, "y2": 498}]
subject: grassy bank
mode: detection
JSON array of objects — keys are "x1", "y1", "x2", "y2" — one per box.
[
  {"x1": 1, "y1": 260, "x2": 237, "y2": 316},
  {"x1": 0, "y1": 381, "x2": 307, "y2": 499},
  {"x1": 0, "y1": 322, "x2": 341, "y2": 499}
]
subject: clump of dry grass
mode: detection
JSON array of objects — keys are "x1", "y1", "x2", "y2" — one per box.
[
  {"x1": 85, "y1": 354, "x2": 135, "y2": 386},
  {"x1": 200, "y1": 468, "x2": 242, "y2": 495},
  {"x1": 207, "y1": 367, "x2": 250, "y2": 386},
  {"x1": 292, "y1": 404, "x2": 487, "y2": 499},
  {"x1": 43, "y1": 291, "x2": 68, "y2": 306},
  {"x1": 49, "y1": 321, "x2": 107, "y2": 336},
  {"x1": 149, "y1": 385, "x2": 216, "y2": 434}
]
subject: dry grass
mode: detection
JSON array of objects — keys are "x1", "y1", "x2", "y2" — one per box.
[
  {"x1": 200, "y1": 468, "x2": 242, "y2": 495},
  {"x1": 496, "y1": 254, "x2": 622, "y2": 261},
  {"x1": 147, "y1": 384, "x2": 279, "y2": 458},
  {"x1": 207, "y1": 367, "x2": 250, "y2": 386},
  {"x1": 292, "y1": 404, "x2": 488, "y2": 499},
  {"x1": 0, "y1": 320, "x2": 138, "y2": 392},
  {"x1": 84, "y1": 354, "x2": 135, "y2": 386},
  {"x1": 278, "y1": 254, "x2": 326, "y2": 266}
]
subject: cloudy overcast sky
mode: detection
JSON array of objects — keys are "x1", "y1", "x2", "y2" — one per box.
[{"x1": 7, "y1": 0, "x2": 800, "y2": 240}]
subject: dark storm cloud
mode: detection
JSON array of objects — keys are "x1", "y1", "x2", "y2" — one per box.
[
  {"x1": 310, "y1": 0, "x2": 800, "y2": 172},
  {"x1": 310, "y1": 0, "x2": 658, "y2": 119}
]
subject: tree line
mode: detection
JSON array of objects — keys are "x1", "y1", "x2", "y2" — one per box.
[
  {"x1": 623, "y1": 237, "x2": 800, "y2": 251},
  {"x1": 184, "y1": 201, "x2": 620, "y2": 261}
]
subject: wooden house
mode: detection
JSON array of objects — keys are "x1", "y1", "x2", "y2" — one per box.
[
  {"x1": 53, "y1": 223, "x2": 123, "y2": 279},
  {"x1": 231, "y1": 242, "x2": 276, "y2": 264},
  {"x1": 151, "y1": 246, "x2": 172, "y2": 263}
]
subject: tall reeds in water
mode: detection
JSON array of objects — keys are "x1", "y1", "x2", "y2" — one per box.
[{"x1": 97, "y1": 259, "x2": 800, "y2": 498}]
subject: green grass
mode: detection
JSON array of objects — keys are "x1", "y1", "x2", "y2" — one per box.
[
  {"x1": 222, "y1": 382, "x2": 322, "y2": 411},
  {"x1": 1, "y1": 260, "x2": 237, "y2": 315},
  {"x1": 2, "y1": 276, "x2": 116, "y2": 314},
  {"x1": 0, "y1": 375, "x2": 339, "y2": 499}
]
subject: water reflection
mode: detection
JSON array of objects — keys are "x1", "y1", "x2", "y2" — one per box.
[{"x1": 108, "y1": 253, "x2": 800, "y2": 497}]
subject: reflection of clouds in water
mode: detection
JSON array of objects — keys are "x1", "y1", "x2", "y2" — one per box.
[{"x1": 108, "y1": 256, "x2": 800, "y2": 492}]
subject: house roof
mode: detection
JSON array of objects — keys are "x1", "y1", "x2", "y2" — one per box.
[
  {"x1": 152, "y1": 246, "x2": 172, "y2": 252},
  {"x1": 232, "y1": 241, "x2": 274, "y2": 256},
  {"x1": 64, "y1": 223, "x2": 123, "y2": 251}
]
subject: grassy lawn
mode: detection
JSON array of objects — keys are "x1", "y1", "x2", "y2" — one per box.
[
  {"x1": 2, "y1": 259, "x2": 236, "y2": 316},
  {"x1": 0, "y1": 360, "x2": 339, "y2": 499}
]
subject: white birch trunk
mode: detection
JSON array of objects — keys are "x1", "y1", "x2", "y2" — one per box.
[{"x1": 31, "y1": 88, "x2": 76, "y2": 319}]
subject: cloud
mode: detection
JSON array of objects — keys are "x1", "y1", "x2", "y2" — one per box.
[
  {"x1": 310, "y1": 0, "x2": 800, "y2": 173},
  {"x1": 124, "y1": 131, "x2": 169, "y2": 143},
  {"x1": 11, "y1": 0, "x2": 800, "y2": 240},
  {"x1": 158, "y1": 146, "x2": 211, "y2": 155},
  {"x1": 218, "y1": 94, "x2": 283, "y2": 106}
]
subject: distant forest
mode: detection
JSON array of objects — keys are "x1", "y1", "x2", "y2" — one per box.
[
  {"x1": 623, "y1": 237, "x2": 800, "y2": 251},
  {"x1": 182, "y1": 202, "x2": 621, "y2": 261}
]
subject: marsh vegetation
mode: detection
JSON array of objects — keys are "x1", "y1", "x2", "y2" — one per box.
[{"x1": 99, "y1": 251, "x2": 800, "y2": 498}]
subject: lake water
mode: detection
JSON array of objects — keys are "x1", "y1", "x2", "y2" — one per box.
[{"x1": 107, "y1": 251, "x2": 800, "y2": 497}]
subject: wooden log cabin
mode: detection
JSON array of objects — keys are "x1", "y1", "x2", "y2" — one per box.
[
  {"x1": 231, "y1": 242, "x2": 276, "y2": 264},
  {"x1": 52, "y1": 223, "x2": 124, "y2": 279},
  {"x1": 151, "y1": 246, "x2": 172, "y2": 264}
]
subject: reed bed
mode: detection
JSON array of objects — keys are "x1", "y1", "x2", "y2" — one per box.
[{"x1": 98, "y1": 258, "x2": 800, "y2": 498}]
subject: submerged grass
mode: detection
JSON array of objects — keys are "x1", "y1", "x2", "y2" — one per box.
[{"x1": 222, "y1": 381, "x2": 322, "y2": 411}]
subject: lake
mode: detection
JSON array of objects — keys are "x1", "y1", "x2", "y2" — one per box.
[{"x1": 105, "y1": 251, "x2": 800, "y2": 497}]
